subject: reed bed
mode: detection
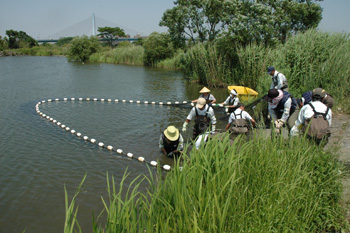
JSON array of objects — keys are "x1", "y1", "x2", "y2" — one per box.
[
  {"x1": 89, "y1": 45, "x2": 144, "y2": 66},
  {"x1": 179, "y1": 30, "x2": 350, "y2": 111},
  {"x1": 65, "y1": 132, "x2": 344, "y2": 232}
]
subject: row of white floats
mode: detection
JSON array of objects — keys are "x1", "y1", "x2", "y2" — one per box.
[
  {"x1": 38, "y1": 97, "x2": 192, "y2": 105},
  {"x1": 34, "y1": 97, "x2": 188, "y2": 171}
]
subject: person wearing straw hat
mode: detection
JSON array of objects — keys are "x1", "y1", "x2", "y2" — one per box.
[
  {"x1": 267, "y1": 66, "x2": 288, "y2": 91},
  {"x1": 183, "y1": 97, "x2": 217, "y2": 139},
  {"x1": 192, "y1": 87, "x2": 216, "y2": 106},
  {"x1": 159, "y1": 125, "x2": 184, "y2": 157}
]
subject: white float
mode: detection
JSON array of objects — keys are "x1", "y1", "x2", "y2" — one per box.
[{"x1": 138, "y1": 157, "x2": 145, "y2": 162}]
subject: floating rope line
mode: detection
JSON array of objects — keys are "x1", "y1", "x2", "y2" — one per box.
[{"x1": 35, "y1": 98, "x2": 204, "y2": 171}]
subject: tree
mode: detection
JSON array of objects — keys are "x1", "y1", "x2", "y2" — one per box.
[
  {"x1": 5, "y1": 30, "x2": 37, "y2": 49},
  {"x1": 67, "y1": 36, "x2": 101, "y2": 62},
  {"x1": 97, "y1": 27, "x2": 126, "y2": 47},
  {"x1": 160, "y1": 0, "x2": 323, "y2": 47},
  {"x1": 160, "y1": 0, "x2": 225, "y2": 48},
  {"x1": 0, "y1": 36, "x2": 8, "y2": 50},
  {"x1": 143, "y1": 32, "x2": 174, "y2": 66}
]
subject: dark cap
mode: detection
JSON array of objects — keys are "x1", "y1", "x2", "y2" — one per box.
[
  {"x1": 267, "y1": 66, "x2": 275, "y2": 74},
  {"x1": 312, "y1": 88, "x2": 326, "y2": 98},
  {"x1": 264, "y1": 89, "x2": 279, "y2": 102}
]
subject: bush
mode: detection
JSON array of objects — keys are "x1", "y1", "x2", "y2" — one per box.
[
  {"x1": 67, "y1": 36, "x2": 101, "y2": 62},
  {"x1": 143, "y1": 32, "x2": 175, "y2": 66}
]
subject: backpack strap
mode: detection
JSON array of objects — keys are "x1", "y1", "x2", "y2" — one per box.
[{"x1": 309, "y1": 103, "x2": 328, "y2": 120}]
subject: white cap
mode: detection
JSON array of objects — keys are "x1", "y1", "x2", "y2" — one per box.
[{"x1": 230, "y1": 89, "x2": 238, "y2": 96}]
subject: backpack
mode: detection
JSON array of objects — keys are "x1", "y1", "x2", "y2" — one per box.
[
  {"x1": 230, "y1": 110, "x2": 248, "y2": 134},
  {"x1": 302, "y1": 103, "x2": 330, "y2": 140}
]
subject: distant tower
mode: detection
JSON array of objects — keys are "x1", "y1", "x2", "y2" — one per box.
[{"x1": 92, "y1": 13, "x2": 96, "y2": 36}]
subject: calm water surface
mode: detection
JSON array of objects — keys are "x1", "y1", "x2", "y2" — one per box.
[{"x1": 0, "y1": 56, "x2": 228, "y2": 233}]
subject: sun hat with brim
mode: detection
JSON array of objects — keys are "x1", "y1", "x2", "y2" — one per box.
[
  {"x1": 312, "y1": 88, "x2": 326, "y2": 98},
  {"x1": 196, "y1": 97, "x2": 206, "y2": 108},
  {"x1": 164, "y1": 126, "x2": 179, "y2": 141},
  {"x1": 199, "y1": 87, "x2": 211, "y2": 93}
]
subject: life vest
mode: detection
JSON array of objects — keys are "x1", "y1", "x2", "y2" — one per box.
[
  {"x1": 272, "y1": 72, "x2": 288, "y2": 90},
  {"x1": 201, "y1": 94, "x2": 213, "y2": 104},
  {"x1": 275, "y1": 91, "x2": 297, "y2": 116},
  {"x1": 161, "y1": 133, "x2": 180, "y2": 154},
  {"x1": 302, "y1": 103, "x2": 330, "y2": 141},
  {"x1": 227, "y1": 96, "x2": 239, "y2": 113},
  {"x1": 230, "y1": 109, "x2": 249, "y2": 134}
]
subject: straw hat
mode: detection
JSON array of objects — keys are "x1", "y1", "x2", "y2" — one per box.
[
  {"x1": 164, "y1": 126, "x2": 179, "y2": 141},
  {"x1": 196, "y1": 97, "x2": 206, "y2": 108},
  {"x1": 199, "y1": 87, "x2": 211, "y2": 93}
]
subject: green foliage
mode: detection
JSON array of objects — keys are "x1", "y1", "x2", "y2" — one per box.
[
  {"x1": 0, "y1": 36, "x2": 8, "y2": 50},
  {"x1": 5, "y1": 30, "x2": 37, "y2": 48},
  {"x1": 65, "y1": 134, "x2": 345, "y2": 232},
  {"x1": 56, "y1": 37, "x2": 74, "y2": 46},
  {"x1": 89, "y1": 45, "x2": 144, "y2": 66},
  {"x1": 143, "y1": 32, "x2": 175, "y2": 66},
  {"x1": 67, "y1": 36, "x2": 101, "y2": 62},
  {"x1": 116, "y1": 41, "x2": 132, "y2": 48},
  {"x1": 97, "y1": 26, "x2": 126, "y2": 47},
  {"x1": 160, "y1": 0, "x2": 323, "y2": 48}
]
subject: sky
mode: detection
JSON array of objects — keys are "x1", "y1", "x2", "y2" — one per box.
[{"x1": 0, "y1": 0, "x2": 349, "y2": 39}]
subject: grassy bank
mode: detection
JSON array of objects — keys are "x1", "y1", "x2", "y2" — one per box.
[{"x1": 65, "y1": 132, "x2": 346, "y2": 232}]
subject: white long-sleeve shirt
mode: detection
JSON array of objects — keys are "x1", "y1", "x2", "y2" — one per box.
[
  {"x1": 270, "y1": 70, "x2": 288, "y2": 90},
  {"x1": 186, "y1": 105, "x2": 217, "y2": 125},
  {"x1": 290, "y1": 101, "x2": 332, "y2": 136}
]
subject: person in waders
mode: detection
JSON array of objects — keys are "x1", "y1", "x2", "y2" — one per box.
[
  {"x1": 267, "y1": 66, "x2": 289, "y2": 91},
  {"x1": 289, "y1": 88, "x2": 334, "y2": 129},
  {"x1": 290, "y1": 88, "x2": 332, "y2": 145},
  {"x1": 220, "y1": 89, "x2": 240, "y2": 114},
  {"x1": 182, "y1": 97, "x2": 217, "y2": 140},
  {"x1": 264, "y1": 89, "x2": 297, "y2": 134},
  {"x1": 194, "y1": 122, "x2": 211, "y2": 150},
  {"x1": 225, "y1": 103, "x2": 256, "y2": 139},
  {"x1": 192, "y1": 87, "x2": 216, "y2": 106},
  {"x1": 159, "y1": 125, "x2": 184, "y2": 157}
]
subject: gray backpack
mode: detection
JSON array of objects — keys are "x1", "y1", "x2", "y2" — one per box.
[
  {"x1": 302, "y1": 103, "x2": 330, "y2": 140},
  {"x1": 230, "y1": 110, "x2": 248, "y2": 134}
]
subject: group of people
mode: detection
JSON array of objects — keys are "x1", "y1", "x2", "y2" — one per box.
[
  {"x1": 265, "y1": 66, "x2": 333, "y2": 144},
  {"x1": 159, "y1": 66, "x2": 334, "y2": 157},
  {"x1": 159, "y1": 86, "x2": 255, "y2": 157}
]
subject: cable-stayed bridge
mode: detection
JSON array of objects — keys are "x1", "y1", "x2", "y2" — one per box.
[{"x1": 39, "y1": 14, "x2": 146, "y2": 42}]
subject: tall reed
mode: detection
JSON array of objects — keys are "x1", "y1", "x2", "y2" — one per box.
[
  {"x1": 66, "y1": 133, "x2": 344, "y2": 232},
  {"x1": 89, "y1": 45, "x2": 144, "y2": 66}
]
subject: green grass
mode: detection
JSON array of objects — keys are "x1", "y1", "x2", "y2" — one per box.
[
  {"x1": 65, "y1": 132, "x2": 346, "y2": 232},
  {"x1": 89, "y1": 45, "x2": 144, "y2": 66}
]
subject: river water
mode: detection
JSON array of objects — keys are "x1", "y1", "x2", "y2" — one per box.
[{"x1": 0, "y1": 56, "x2": 229, "y2": 233}]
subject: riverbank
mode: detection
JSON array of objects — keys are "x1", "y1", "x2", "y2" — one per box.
[{"x1": 325, "y1": 113, "x2": 350, "y2": 224}]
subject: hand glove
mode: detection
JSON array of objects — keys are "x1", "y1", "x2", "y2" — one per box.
[
  {"x1": 211, "y1": 124, "x2": 216, "y2": 132},
  {"x1": 274, "y1": 119, "x2": 285, "y2": 129},
  {"x1": 182, "y1": 121, "x2": 188, "y2": 132},
  {"x1": 167, "y1": 152, "x2": 173, "y2": 157},
  {"x1": 191, "y1": 102, "x2": 194, "y2": 106}
]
